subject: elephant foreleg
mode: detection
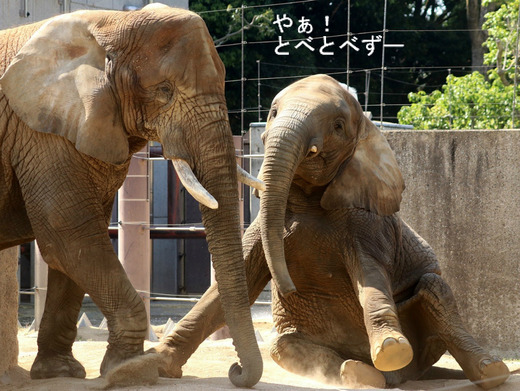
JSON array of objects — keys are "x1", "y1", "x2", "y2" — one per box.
[
  {"x1": 410, "y1": 273, "x2": 509, "y2": 389},
  {"x1": 30, "y1": 268, "x2": 86, "y2": 379},
  {"x1": 34, "y1": 232, "x2": 148, "y2": 376},
  {"x1": 270, "y1": 333, "x2": 386, "y2": 389},
  {"x1": 22, "y1": 196, "x2": 148, "y2": 375},
  {"x1": 15, "y1": 137, "x2": 149, "y2": 377},
  {"x1": 153, "y1": 284, "x2": 225, "y2": 378},
  {"x1": 152, "y1": 217, "x2": 270, "y2": 378},
  {"x1": 353, "y1": 255, "x2": 413, "y2": 372}
]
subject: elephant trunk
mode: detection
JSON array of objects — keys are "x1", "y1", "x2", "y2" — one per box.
[
  {"x1": 260, "y1": 116, "x2": 308, "y2": 297},
  {"x1": 194, "y1": 118, "x2": 263, "y2": 387}
]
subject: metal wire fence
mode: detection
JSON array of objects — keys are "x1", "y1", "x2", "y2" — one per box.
[{"x1": 200, "y1": 0, "x2": 519, "y2": 130}]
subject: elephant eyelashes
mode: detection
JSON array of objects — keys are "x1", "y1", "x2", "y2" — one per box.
[
  {"x1": 155, "y1": 83, "x2": 174, "y2": 105},
  {"x1": 333, "y1": 120, "x2": 345, "y2": 133}
]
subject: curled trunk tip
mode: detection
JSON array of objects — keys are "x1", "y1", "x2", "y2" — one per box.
[{"x1": 228, "y1": 360, "x2": 263, "y2": 388}]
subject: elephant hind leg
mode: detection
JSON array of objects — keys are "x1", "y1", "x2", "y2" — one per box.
[
  {"x1": 413, "y1": 273, "x2": 510, "y2": 389},
  {"x1": 270, "y1": 333, "x2": 386, "y2": 389},
  {"x1": 31, "y1": 268, "x2": 86, "y2": 379}
]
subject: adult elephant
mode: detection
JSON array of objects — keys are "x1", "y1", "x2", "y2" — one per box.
[
  {"x1": 150, "y1": 75, "x2": 510, "y2": 390},
  {"x1": 0, "y1": 5, "x2": 264, "y2": 387}
]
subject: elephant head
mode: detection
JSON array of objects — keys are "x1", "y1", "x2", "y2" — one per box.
[
  {"x1": 0, "y1": 5, "x2": 262, "y2": 387},
  {"x1": 257, "y1": 74, "x2": 404, "y2": 296}
]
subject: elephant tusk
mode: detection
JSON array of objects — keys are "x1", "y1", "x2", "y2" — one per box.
[
  {"x1": 237, "y1": 164, "x2": 266, "y2": 192},
  {"x1": 171, "y1": 159, "x2": 219, "y2": 209}
]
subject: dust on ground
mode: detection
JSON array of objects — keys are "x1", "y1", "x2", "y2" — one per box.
[{"x1": 3, "y1": 319, "x2": 520, "y2": 391}]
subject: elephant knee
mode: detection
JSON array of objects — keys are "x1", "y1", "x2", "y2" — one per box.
[
  {"x1": 270, "y1": 334, "x2": 346, "y2": 383},
  {"x1": 415, "y1": 273, "x2": 456, "y2": 307},
  {"x1": 109, "y1": 294, "x2": 148, "y2": 342},
  {"x1": 270, "y1": 334, "x2": 289, "y2": 364},
  {"x1": 269, "y1": 333, "x2": 304, "y2": 369}
]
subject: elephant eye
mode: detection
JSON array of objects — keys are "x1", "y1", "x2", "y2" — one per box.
[
  {"x1": 269, "y1": 108, "x2": 278, "y2": 120},
  {"x1": 156, "y1": 83, "x2": 174, "y2": 105},
  {"x1": 334, "y1": 119, "x2": 345, "y2": 132}
]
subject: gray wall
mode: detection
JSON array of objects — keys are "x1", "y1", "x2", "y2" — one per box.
[
  {"x1": 385, "y1": 129, "x2": 520, "y2": 359},
  {"x1": 1, "y1": 0, "x2": 189, "y2": 30},
  {"x1": 1, "y1": 0, "x2": 60, "y2": 30},
  {"x1": 68, "y1": 0, "x2": 188, "y2": 12}
]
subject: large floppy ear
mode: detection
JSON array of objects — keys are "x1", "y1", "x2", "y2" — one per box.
[
  {"x1": 0, "y1": 13, "x2": 129, "y2": 164},
  {"x1": 321, "y1": 117, "x2": 405, "y2": 215}
]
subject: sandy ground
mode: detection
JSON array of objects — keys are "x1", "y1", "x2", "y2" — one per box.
[{"x1": 2, "y1": 321, "x2": 519, "y2": 391}]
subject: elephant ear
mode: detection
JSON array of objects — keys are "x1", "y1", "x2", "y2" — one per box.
[
  {"x1": 0, "y1": 13, "x2": 129, "y2": 165},
  {"x1": 320, "y1": 118, "x2": 404, "y2": 215}
]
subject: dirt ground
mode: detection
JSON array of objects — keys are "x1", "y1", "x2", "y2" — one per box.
[{"x1": 3, "y1": 321, "x2": 520, "y2": 391}]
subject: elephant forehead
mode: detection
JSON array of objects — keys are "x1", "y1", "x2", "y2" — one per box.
[
  {"x1": 278, "y1": 93, "x2": 349, "y2": 119},
  {"x1": 274, "y1": 75, "x2": 343, "y2": 101},
  {"x1": 133, "y1": 25, "x2": 224, "y2": 95}
]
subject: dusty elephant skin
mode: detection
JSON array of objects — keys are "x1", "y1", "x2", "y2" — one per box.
[
  {"x1": 0, "y1": 5, "x2": 263, "y2": 387},
  {"x1": 151, "y1": 75, "x2": 510, "y2": 390}
]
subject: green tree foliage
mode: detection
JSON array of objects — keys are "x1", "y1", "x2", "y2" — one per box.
[
  {"x1": 483, "y1": 0, "x2": 520, "y2": 86},
  {"x1": 398, "y1": 0, "x2": 520, "y2": 129},
  {"x1": 398, "y1": 72, "x2": 516, "y2": 128}
]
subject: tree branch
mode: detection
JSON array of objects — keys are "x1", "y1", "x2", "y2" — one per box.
[{"x1": 214, "y1": 15, "x2": 262, "y2": 47}]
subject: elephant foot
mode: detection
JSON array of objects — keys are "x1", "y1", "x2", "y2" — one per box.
[
  {"x1": 104, "y1": 354, "x2": 160, "y2": 388},
  {"x1": 340, "y1": 359, "x2": 386, "y2": 389},
  {"x1": 30, "y1": 352, "x2": 86, "y2": 379},
  {"x1": 371, "y1": 335, "x2": 413, "y2": 372},
  {"x1": 100, "y1": 345, "x2": 144, "y2": 376},
  {"x1": 146, "y1": 344, "x2": 183, "y2": 378},
  {"x1": 467, "y1": 357, "x2": 510, "y2": 390}
]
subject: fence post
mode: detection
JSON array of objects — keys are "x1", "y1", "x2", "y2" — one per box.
[{"x1": 118, "y1": 145, "x2": 152, "y2": 335}]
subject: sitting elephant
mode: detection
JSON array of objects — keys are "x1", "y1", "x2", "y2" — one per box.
[
  {"x1": 152, "y1": 74, "x2": 510, "y2": 389},
  {"x1": 0, "y1": 5, "x2": 264, "y2": 386}
]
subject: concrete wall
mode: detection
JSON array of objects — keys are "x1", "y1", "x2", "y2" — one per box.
[
  {"x1": 69, "y1": 0, "x2": 189, "y2": 12},
  {"x1": 0, "y1": 247, "x2": 19, "y2": 382},
  {"x1": 385, "y1": 129, "x2": 520, "y2": 359},
  {"x1": 1, "y1": 0, "x2": 189, "y2": 30},
  {"x1": 1, "y1": 0, "x2": 60, "y2": 30}
]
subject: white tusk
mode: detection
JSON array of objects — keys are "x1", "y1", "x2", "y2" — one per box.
[
  {"x1": 171, "y1": 159, "x2": 219, "y2": 209},
  {"x1": 310, "y1": 145, "x2": 318, "y2": 153},
  {"x1": 237, "y1": 164, "x2": 266, "y2": 192}
]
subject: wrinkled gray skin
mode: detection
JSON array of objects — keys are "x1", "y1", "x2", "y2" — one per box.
[
  {"x1": 151, "y1": 75, "x2": 510, "y2": 390},
  {"x1": 0, "y1": 6, "x2": 261, "y2": 387}
]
